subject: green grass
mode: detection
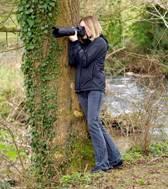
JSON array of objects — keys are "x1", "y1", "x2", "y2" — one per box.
[
  {"x1": 123, "y1": 140, "x2": 168, "y2": 163},
  {"x1": 123, "y1": 145, "x2": 144, "y2": 163},
  {"x1": 0, "y1": 128, "x2": 27, "y2": 162},
  {"x1": 0, "y1": 64, "x2": 26, "y2": 167},
  {"x1": 149, "y1": 141, "x2": 168, "y2": 156},
  {"x1": 57, "y1": 172, "x2": 98, "y2": 189}
]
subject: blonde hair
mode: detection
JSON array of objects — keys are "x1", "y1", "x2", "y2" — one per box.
[{"x1": 79, "y1": 16, "x2": 102, "y2": 41}]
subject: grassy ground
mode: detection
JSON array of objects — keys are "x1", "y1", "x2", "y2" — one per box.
[
  {"x1": 57, "y1": 156, "x2": 168, "y2": 189},
  {"x1": 97, "y1": 157, "x2": 168, "y2": 189},
  {"x1": 56, "y1": 140, "x2": 168, "y2": 189},
  {"x1": 57, "y1": 140, "x2": 168, "y2": 189}
]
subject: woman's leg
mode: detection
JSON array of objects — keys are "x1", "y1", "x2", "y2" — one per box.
[
  {"x1": 77, "y1": 91, "x2": 122, "y2": 168},
  {"x1": 87, "y1": 91, "x2": 109, "y2": 170},
  {"x1": 97, "y1": 92, "x2": 122, "y2": 166},
  {"x1": 77, "y1": 91, "x2": 88, "y2": 119},
  {"x1": 98, "y1": 118, "x2": 122, "y2": 166}
]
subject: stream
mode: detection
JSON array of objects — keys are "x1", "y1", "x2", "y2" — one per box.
[{"x1": 103, "y1": 75, "x2": 168, "y2": 153}]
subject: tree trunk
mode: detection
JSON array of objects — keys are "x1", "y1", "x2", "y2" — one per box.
[
  {"x1": 17, "y1": 0, "x2": 93, "y2": 187},
  {"x1": 53, "y1": 0, "x2": 93, "y2": 174}
]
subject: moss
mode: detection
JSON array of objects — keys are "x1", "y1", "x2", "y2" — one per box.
[
  {"x1": 69, "y1": 139, "x2": 94, "y2": 171},
  {"x1": 59, "y1": 133, "x2": 95, "y2": 174}
]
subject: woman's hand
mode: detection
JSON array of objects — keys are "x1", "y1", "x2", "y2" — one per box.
[{"x1": 69, "y1": 30, "x2": 78, "y2": 42}]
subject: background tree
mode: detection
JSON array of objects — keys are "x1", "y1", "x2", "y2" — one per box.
[{"x1": 17, "y1": 0, "x2": 93, "y2": 188}]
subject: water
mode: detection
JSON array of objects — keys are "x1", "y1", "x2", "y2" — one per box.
[
  {"x1": 104, "y1": 76, "x2": 144, "y2": 115},
  {"x1": 103, "y1": 75, "x2": 168, "y2": 147},
  {"x1": 104, "y1": 75, "x2": 168, "y2": 124}
]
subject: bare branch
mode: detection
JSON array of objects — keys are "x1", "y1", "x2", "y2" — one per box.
[
  {"x1": 152, "y1": 3, "x2": 168, "y2": 28},
  {"x1": 0, "y1": 26, "x2": 20, "y2": 32},
  {"x1": 105, "y1": 47, "x2": 126, "y2": 60},
  {"x1": 0, "y1": 45, "x2": 24, "y2": 53},
  {"x1": 0, "y1": 119, "x2": 26, "y2": 172}
]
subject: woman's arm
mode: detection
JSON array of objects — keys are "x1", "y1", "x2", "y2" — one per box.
[
  {"x1": 69, "y1": 38, "x2": 107, "y2": 68},
  {"x1": 68, "y1": 30, "x2": 79, "y2": 67},
  {"x1": 68, "y1": 40, "x2": 79, "y2": 67}
]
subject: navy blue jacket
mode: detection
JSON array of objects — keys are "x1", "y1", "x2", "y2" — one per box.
[{"x1": 68, "y1": 34, "x2": 109, "y2": 93}]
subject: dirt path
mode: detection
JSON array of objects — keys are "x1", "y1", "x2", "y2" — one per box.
[{"x1": 70, "y1": 157, "x2": 168, "y2": 189}]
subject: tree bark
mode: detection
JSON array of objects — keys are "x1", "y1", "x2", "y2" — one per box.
[{"x1": 53, "y1": 0, "x2": 93, "y2": 174}]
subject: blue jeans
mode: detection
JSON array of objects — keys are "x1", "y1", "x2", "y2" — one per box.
[{"x1": 77, "y1": 90, "x2": 122, "y2": 170}]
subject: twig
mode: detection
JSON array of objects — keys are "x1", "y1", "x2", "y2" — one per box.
[
  {"x1": 124, "y1": 51, "x2": 168, "y2": 69},
  {"x1": 0, "y1": 154, "x2": 23, "y2": 176},
  {"x1": 105, "y1": 47, "x2": 126, "y2": 60},
  {"x1": 0, "y1": 119, "x2": 26, "y2": 172},
  {"x1": 0, "y1": 45, "x2": 24, "y2": 53},
  {"x1": 9, "y1": 15, "x2": 17, "y2": 27},
  {"x1": 152, "y1": 3, "x2": 168, "y2": 29},
  {"x1": 0, "y1": 6, "x2": 15, "y2": 26},
  {"x1": 0, "y1": 26, "x2": 21, "y2": 32}
]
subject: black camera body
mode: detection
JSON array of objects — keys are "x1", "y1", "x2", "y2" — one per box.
[{"x1": 52, "y1": 26, "x2": 86, "y2": 38}]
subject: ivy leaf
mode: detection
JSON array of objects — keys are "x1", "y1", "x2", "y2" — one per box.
[
  {"x1": 27, "y1": 44, "x2": 35, "y2": 50},
  {"x1": 49, "y1": 2, "x2": 55, "y2": 7},
  {"x1": 25, "y1": 8, "x2": 33, "y2": 14},
  {"x1": 48, "y1": 13, "x2": 52, "y2": 17},
  {"x1": 27, "y1": 19, "x2": 34, "y2": 27}
]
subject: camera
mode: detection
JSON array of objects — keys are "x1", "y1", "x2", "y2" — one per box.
[{"x1": 52, "y1": 26, "x2": 86, "y2": 38}]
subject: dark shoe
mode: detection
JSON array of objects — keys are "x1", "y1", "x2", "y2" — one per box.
[
  {"x1": 90, "y1": 167, "x2": 103, "y2": 173},
  {"x1": 90, "y1": 167, "x2": 110, "y2": 173},
  {"x1": 112, "y1": 160, "x2": 123, "y2": 169}
]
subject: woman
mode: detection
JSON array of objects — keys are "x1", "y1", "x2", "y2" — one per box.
[{"x1": 68, "y1": 16, "x2": 123, "y2": 173}]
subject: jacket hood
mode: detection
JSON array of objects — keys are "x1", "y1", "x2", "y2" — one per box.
[
  {"x1": 79, "y1": 34, "x2": 109, "y2": 50},
  {"x1": 100, "y1": 34, "x2": 109, "y2": 50}
]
